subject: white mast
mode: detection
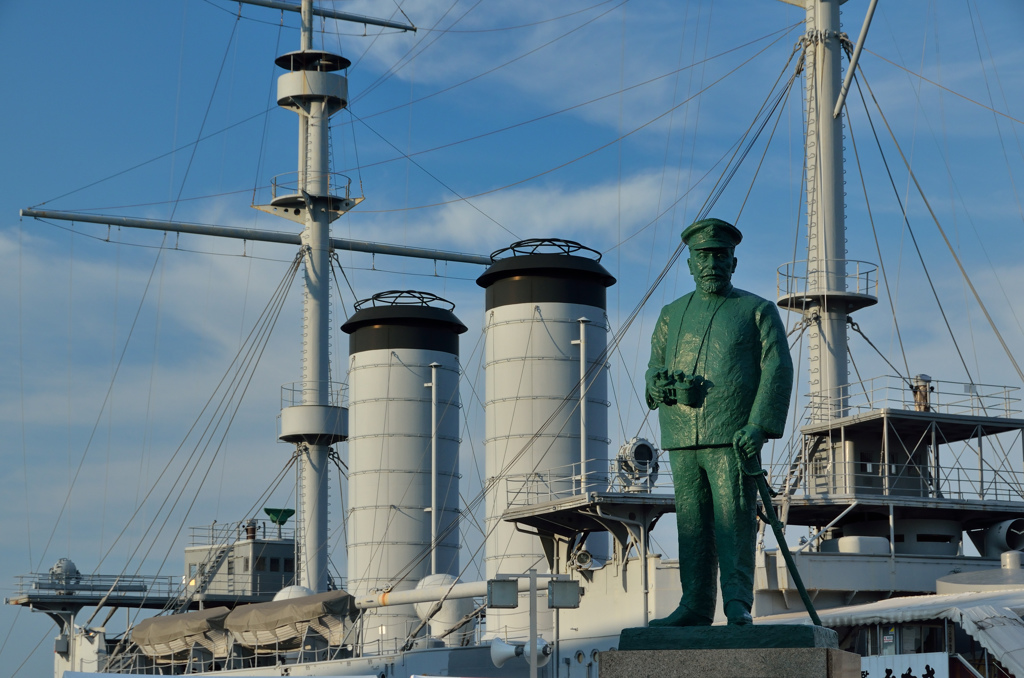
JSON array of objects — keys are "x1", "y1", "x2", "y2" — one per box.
[
  {"x1": 779, "y1": 0, "x2": 876, "y2": 421},
  {"x1": 804, "y1": 0, "x2": 848, "y2": 421},
  {"x1": 294, "y1": 0, "x2": 333, "y2": 593},
  {"x1": 269, "y1": 0, "x2": 360, "y2": 593}
]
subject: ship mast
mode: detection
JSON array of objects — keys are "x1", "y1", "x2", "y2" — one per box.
[
  {"x1": 291, "y1": 0, "x2": 343, "y2": 593},
  {"x1": 263, "y1": 0, "x2": 407, "y2": 593},
  {"x1": 803, "y1": 0, "x2": 848, "y2": 421},
  {"x1": 779, "y1": 0, "x2": 877, "y2": 422}
]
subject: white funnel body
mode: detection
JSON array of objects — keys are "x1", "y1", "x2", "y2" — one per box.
[
  {"x1": 343, "y1": 294, "x2": 466, "y2": 651},
  {"x1": 476, "y1": 242, "x2": 615, "y2": 640}
]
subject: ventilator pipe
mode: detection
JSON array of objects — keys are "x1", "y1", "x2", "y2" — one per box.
[{"x1": 355, "y1": 578, "x2": 531, "y2": 610}]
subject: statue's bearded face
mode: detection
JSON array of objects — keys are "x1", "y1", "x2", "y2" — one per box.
[{"x1": 687, "y1": 247, "x2": 737, "y2": 294}]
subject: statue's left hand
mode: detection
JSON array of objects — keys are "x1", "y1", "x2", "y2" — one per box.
[{"x1": 733, "y1": 424, "x2": 766, "y2": 459}]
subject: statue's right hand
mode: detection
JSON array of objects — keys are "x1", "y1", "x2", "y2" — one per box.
[{"x1": 648, "y1": 370, "x2": 675, "y2": 405}]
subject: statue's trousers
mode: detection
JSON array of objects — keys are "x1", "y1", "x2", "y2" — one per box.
[{"x1": 670, "y1": 445, "x2": 758, "y2": 618}]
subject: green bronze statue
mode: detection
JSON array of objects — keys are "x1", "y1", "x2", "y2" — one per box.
[{"x1": 645, "y1": 218, "x2": 793, "y2": 627}]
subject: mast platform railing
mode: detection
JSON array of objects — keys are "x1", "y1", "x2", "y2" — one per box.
[
  {"x1": 280, "y1": 380, "x2": 348, "y2": 408},
  {"x1": 777, "y1": 258, "x2": 878, "y2": 298},
  {"x1": 808, "y1": 375, "x2": 1020, "y2": 419},
  {"x1": 267, "y1": 170, "x2": 356, "y2": 201}
]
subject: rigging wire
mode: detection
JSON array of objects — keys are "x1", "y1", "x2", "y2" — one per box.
[
  {"x1": 841, "y1": 76, "x2": 911, "y2": 379},
  {"x1": 381, "y1": 37, "x2": 802, "y2": 590},
  {"x1": 134, "y1": 251, "x2": 301, "y2": 577},
  {"x1": 349, "y1": 0, "x2": 474, "y2": 94},
  {"x1": 165, "y1": 453, "x2": 301, "y2": 616},
  {"x1": 629, "y1": 0, "x2": 704, "y2": 434},
  {"x1": 412, "y1": 1, "x2": 619, "y2": 34},
  {"x1": 701, "y1": 44, "x2": 801, "y2": 217},
  {"x1": 349, "y1": 110, "x2": 519, "y2": 239},
  {"x1": 847, "y1": 319, "x2": 908, "y2": 381},
  {"x1": 251, "y1": 18, "x2": 286, "y2": 205},
  {"x1": 16, "y1": 222, "x2": 32, "y2": 568},
  {"x1": 168, "y1": 14, "x2": 240, "y2": 223},
  {"x1": 605, "y1": 45, "x2": 801, "y2": 253},
  {"x1": 89, "y1": 252, "x2": 301, "y2": 584},
  {"x1": 341, "y1": 0, "x2": 767, "y2": 124},
  {"x1": 329, "y1": 253, "x2": 355, "y2": 318},
  {"x1": 737, "y1": 68, "x2": 798, "y2": 220},
  {"x1": 357, "y1": 28, "x2": 798, "y2": 222},
  {"x1": 65, "y1": 225, "x2": 74, "y2": 557},
  {"x1": 850, "y1": 72, "x2": 975, "y2": 384},
  {"x1": 34, "y1": 24, "x2": 798, "y2": 219},
  {"x1": 100, "y1": 227, "x2": 123, "y2": 559},
  {"x1": 212, "y1": 0, "x2": 618, "y2": 35},
  {"x1": 855, "y1": 67, "x2": 1024, "y2": 385},
  {"x1": 33, "y1": 234, "x2": 169, "y2": 573},
  {"x1": 8, "y1": 628, "x2": 49, "y2": 678},
  {"x1": 969, "y1": 0, "x2": 1024, "y2": 226},
  {"x1": 863, "y1": 48, "x2": 1024, "y2": 128},
  {"x1": 851, "y1": 38, "x2": 1024, "y2": 354}
]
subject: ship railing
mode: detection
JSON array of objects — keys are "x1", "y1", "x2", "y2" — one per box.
[
  {"x1": 764, "y1": 460, "x2": 1024, "y2": 502},
  {"x1": 268, "y1": 170, "x2": 355, "y2": 201},
  {"x1": 12, "y1": 572, "x2": 177, "y2": 598},
  {"x1": 109, "y1": 609, "x2": 413, "y2": 673},
  {"x1": 188, "y1": 519, "x2": 295, "y2": 546},
  {"x1": 280, "y1": 380, "x2": 348, "y2": 408},
  {"x1": 108, "y1": 635, "x2": 357, "y2": 674},
  {"x1": 777, "y1": 258, "x2": 878, "y2": 298},
  {"x1": 806, "y1": 375, "x2": 1020, "y2": 420},
  {"x1": 505, "y1": 458, "x2": 675, "y2": 507},
  {"x1": 764, "y1": 402, "x2": 817, "y2": 494}
]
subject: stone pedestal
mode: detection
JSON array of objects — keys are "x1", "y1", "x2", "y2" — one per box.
[
  {"x1": 599, "y1": 646, "x2": 861, "y2": 678},
  {"x1": 600, "y1": 625, "x2": 861, "y2": 678}
]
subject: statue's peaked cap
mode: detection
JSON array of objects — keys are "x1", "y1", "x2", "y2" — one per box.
[{"x1": 681, "y1": 218, "x2": 742, "y2": 249}]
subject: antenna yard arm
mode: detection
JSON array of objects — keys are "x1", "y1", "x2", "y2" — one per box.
[
  {"x1": 235, "y1": 0, "x2": 416, "y2": 32},
  {"x1": 20, "y1": 208, "x2": 489, "y2": 265}
]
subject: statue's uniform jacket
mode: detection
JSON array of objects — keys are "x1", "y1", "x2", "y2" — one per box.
[
  {"x1": 646, "y1": 287, "x2": 792, "y2": 450},
  {"x1": 645, "y1": 285, "x2": 793, "y2": 618}
]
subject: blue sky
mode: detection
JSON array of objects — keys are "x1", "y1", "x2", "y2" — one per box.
[{"x1": 2, "y1": 0, "x2": 1024, "y2": 674}]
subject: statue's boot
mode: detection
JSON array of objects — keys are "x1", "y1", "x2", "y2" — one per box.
[
  {"x1": 648, "y1": 602, "x2": 712, "y2": 628},
  {"x1": 725, "y1": 600, "x2": 752, "y2": 626}
]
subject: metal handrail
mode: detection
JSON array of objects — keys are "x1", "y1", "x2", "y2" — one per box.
[
  {"x1": 806, "y1": 375, "x2": 1020, "y2": 419},
  {"x1": 777, "y1": 258, "x2": 878, "y2": 297},
  {"x1": 280, "y1": 381, "x2": 348, "y2": 408},
  {"x1": 270, "y1": 170, "x2": 354, "y2": 200}
]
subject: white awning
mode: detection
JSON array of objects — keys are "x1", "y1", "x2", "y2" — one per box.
[{"x1": 758, "y1": 589, "x2": 1024, "y2": 676}]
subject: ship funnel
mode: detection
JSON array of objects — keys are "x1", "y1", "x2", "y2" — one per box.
[
  {"x1": 477, "y1": 239, "x2": 615, "y2": 639},
  {"x1": 342, "y1": 291, "x2": 467, "y2": 650}
]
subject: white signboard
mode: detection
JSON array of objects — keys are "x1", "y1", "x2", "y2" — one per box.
[{"x1": 861, "y1": 651, "x2": 947, "y2": 678}]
